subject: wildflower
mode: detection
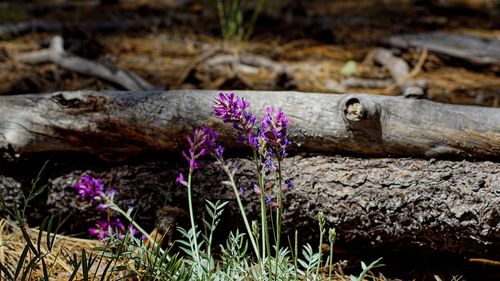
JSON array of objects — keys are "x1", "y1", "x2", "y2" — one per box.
[
  {"x1": 88, "y1": 218, "x2": 125, "y2": 240},
  {"x1": 182, "y1": 126, "x2": 220, "y2": 170},
  {"x1": 260, "y1": 106, "x2": 290, "y2": 160},
  {"x1": 73, "y1": 175, "x2": 104, "y2": 201},
  {"x1": 265, "y1": 193, "x2": 279, "y2": 208},
  {"x1": 128, "y1": 225, "x2": 140, "y2": 237},
  {"x1": 252, "y1": 183, "x2": 261, "y2": 195},
  {"x1": 176, "y1": 173, "x2": 186, "y2": 185},
  {"x1": 215, "y1": 145, "x2": 225, "y2": 159},
  {"x1": 281, "y1": 178, "x2": 293, "y2": 192},
  {"x1": 88, "y1": 219, "x2": 140, "y2": 240},
  {"x1": 213, "y1": 93, "x2": 258, "y2": 149}
]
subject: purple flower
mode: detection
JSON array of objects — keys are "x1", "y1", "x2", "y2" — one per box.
[
  {"x1": 182, "y1": 126, "x2": 220, "y2": 170},
  {"x1": 260, "y1": 106, "x2": 290, "y2": 160},
  {"x1": 97, "y1": 203, "x2": 108, "y2": 212},
  {"x1": 88, "y1": 218, "x2": 126, "y2": 240},
  {"x1": 128, "y1": 225, "x2": 140, "y2": 237},
  {"x1": 213, "y1": 93, "x2": 258, "y2": 149},
  {"x1": 252, "y1": 183, "x2": 261, "y2": 195},
  {"x1": 176, "y1": 173, "x2": 185, "y2": 183},
  {"x1": 88, "y1": 219, "x2": 140, "y2": 240},
  {"x1": 73, "y1": 175, "x2": 104, "y2": 201},
  {"x1": 216, "y1": 145, "x2": 225, "y2": 159},
  {"x1": 265, "y1": 193, "x2": 279, "y2": 208},
  {"x1": 282, "y1": 178, "x2": 293, "y2": 192}
]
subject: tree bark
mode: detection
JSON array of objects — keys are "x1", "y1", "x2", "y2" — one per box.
[
  {"x1": 1, "y1": 155, "x2": 498, "y2": 257},
  {"x1": 0, "y1": 90, "x2": 499, "y2": 160}
]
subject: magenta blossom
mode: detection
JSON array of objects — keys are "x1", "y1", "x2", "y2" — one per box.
[
  {"x1": 261, "y1": 106, "x2": 290, "y2": 160},
  {"x1": 213, "y1": 93, "x2": 259, "y2": 149},
  {"x1": 265, "y1": 193, "x2": 279, "y2": 208},
  {"x1": 89, "y1": 219, "x2": 125, "y2": 240},
  {"x1": 73, "y1": 175, "x2": 104, "y2": 201},
  {"x1": 89, "y1": 219, "x2": 140, "y2": 240},
  {"x1": 182, "y1": 126, "x2": 220, "y2": 170}
]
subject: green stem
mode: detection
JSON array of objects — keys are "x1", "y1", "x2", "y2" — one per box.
[
  {"x1": 294, "y1": 230, "x2": 298, "y2": 281},
  {"x1": 110, "y1": 202, "x2": 167, "y2": 258},
  {"x1": 221, "y1": 163, "x2": 260, "y2": 260},
  {"x1": 274, "y1": 159, "x2": 283, "y2": 279},
  {"x1": 260, "y1": 171, "x2": 271, "y2": 279},
  {"x1": 328, "y1": 241, "x2": 333, "y2": 281},
  {"x1": 315, "y1": 229, "x2": 324, "y2": 280},
  {"x1": 187, "y1": 170, "x2": 200, "y2": 261}
]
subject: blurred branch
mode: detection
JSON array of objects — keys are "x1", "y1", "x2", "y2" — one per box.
[{"x1": 16, "y1": 36, "x2": 156, "y2": 91}]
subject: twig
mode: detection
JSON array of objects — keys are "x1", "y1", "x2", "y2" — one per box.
[
  {"x1": 340, "y1": 78, "x2": 393, "y2": 89},
  {"x1": 372, "y1": 48, "x2": 427, "y2": 94},
  {"x1": 16, "y1": 36, "x2": 156, "y2": 91}
]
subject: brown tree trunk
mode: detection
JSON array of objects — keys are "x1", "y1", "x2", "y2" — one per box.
[
  {"x1": 1, "y1": 155, "x2": 498, "y2": 257},
  {"x1": 0, "y1": 90, "x2": 499, "y2": 160}
]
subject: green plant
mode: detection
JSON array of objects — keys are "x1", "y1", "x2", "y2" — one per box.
[{"x1": 214, "y1": 0, "x2": 266, "y2": 42}]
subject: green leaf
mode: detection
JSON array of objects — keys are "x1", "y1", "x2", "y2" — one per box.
[
  {"x1": 340, "y1": 60, "x2": 358, "y2": 77},
  {"x1": 14, "y1": 245, "x2": 30, "y2": 279}
]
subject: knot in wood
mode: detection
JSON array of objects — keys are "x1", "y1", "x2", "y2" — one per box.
[{"x1": 343, "y1": 97, "x2": 366, "y2": 121}]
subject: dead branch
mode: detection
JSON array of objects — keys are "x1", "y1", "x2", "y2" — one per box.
[
  {"x1": 15, "y1": 36, "x2": 155, "y2": 91},
  {"x1": 384, "y1": 32, "x2": 500, "y2": 67},
  {"x1": 372, "y1": 48, "x2": 427, "y2": 94}
]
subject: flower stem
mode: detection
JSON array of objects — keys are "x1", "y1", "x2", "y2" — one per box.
[
  {"x1": 110, "y1": 202, "x2": 167, "y2": 258},
  {"x1": 186, "y1": 170, "x2": 200, "y2": 261},
  {"x1": 221, "y1": 162, "x2": 260, "y2": 261},
  {"x1": 315, "y1": 228, "x2": 325, "y2": 280},
  {"x1": 328, "y1": 241, "x2": 334, "y2": 280},
  {"x1": 274, "y1": 159, "x2": 283, "y2": 278}
]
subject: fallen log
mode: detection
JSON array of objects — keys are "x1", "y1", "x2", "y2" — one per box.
[
  {"x1": 1, "y1": 155, "x2": 498, "y2": 257},
  {"x1": 0, "y1": 90, "x2": 499, "y2": 160},
  {"x1": 384, "y1": 32, "x2": 500, "y2": 68}
]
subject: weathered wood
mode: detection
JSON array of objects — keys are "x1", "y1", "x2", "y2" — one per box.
[
  {"x1": 0, "y1": 90, "x2": 499, "y2": 160},
  {"x1": 1, "y1": 155, "x2": 498, "y2": 257},
  {"x1": 16, "y1": 36, "x2": 156, "y2": 91},
  {"x1": 384, "y1": 32, "x2": 500, "y2": 67},
  {"x1": 372, "y1": 48, "x2": 427, "y2": 93}
]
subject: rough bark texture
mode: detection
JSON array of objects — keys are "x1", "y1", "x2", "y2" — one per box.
[
  {"x1": 1, "y1": 155, "x2": 498, "y2": 257},
  {"x1": 0, "y1": 90, "x2": 499, "y2": 160}
]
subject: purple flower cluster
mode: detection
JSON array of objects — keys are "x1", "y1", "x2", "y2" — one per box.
[
  {"x1": 213, "y1": 93, "x2": 259, "y2": 149},
  {"x1": 261, "y1": 106, "x2": 290, "y2": 160},
  {"x1": 73, "y1": 175, "x2": 139, "y2": 240},
  {"x1": 73, "y1": 175, "x2": 104, "y2": 201},
  {"x1": 89, "y1": 219, "x2": 139, "y2": 240},
  {"x1": 182, "y1": 126, "x2": 221, "y2": 170},
  {"x1": 213, "y1": 93, "x2": 291, "y2": 162}
]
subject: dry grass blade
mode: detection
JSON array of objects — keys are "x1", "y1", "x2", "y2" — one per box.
[{"x1": 0, "y1": 219, "x2": 109, "y2": 280}]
